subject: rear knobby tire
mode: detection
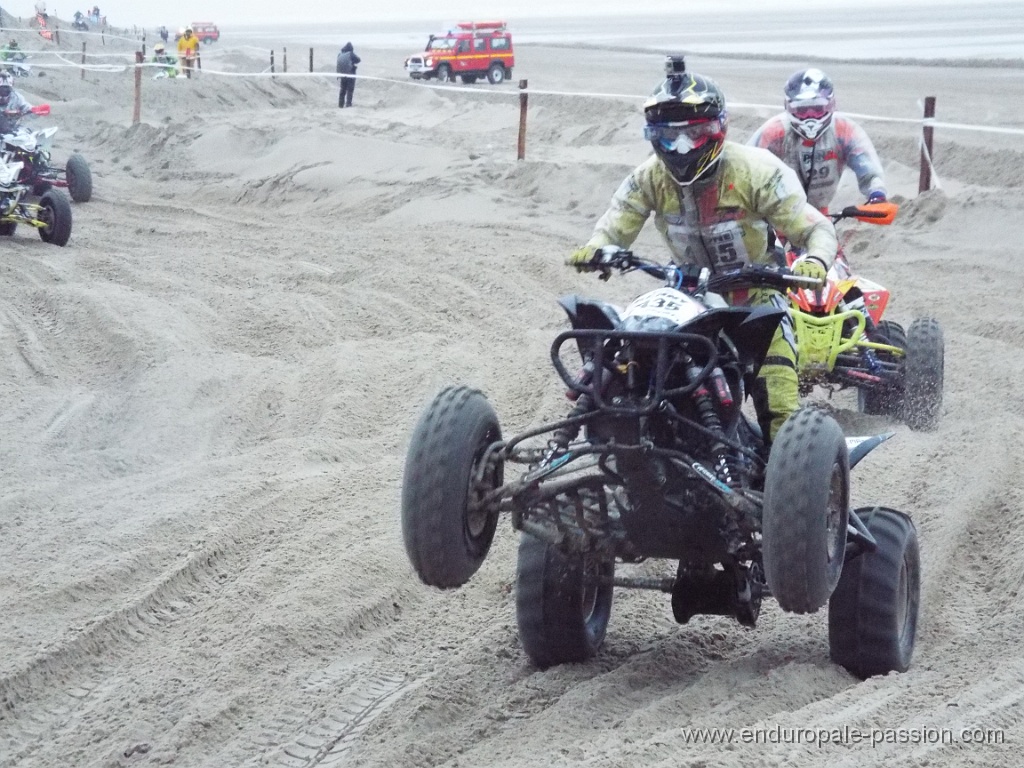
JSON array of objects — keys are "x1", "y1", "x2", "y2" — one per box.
[
  {"x1": 0, "y1": 220, "x2": 16, "y2": 236},
  {"x1": 858, "y1": 320, "x2": 906, "y2": 417},
  {"x1": 37, "y1": 191, "x2": 72, "y2": 246},
  {"x1": 401, "y1": 386, "x2": 503, "y2": 589},
  {"x1": 66, "y1": 153, "x2": 93, "y2": 202},
  {"x1": 762, "y1": 408, "x2": 850, "y2": 613},
  {"x1": 902, "y1": 318, "x2": 944, "y2": 431},
  {"x1": 828, "y1": 507, "x2": 920, "y2": 678},
  {"x1": 515, "y1": 532, "x2": 614, "y2": 668}
]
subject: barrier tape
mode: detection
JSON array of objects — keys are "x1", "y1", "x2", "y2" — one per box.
[
  {"x1": 919, "y1": 131, "x2": 943, "y2": 189},
  {"x1": 2, "y1": 45, "x2": 1022, "y2": 139}
]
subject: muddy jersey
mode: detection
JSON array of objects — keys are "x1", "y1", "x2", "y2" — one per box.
[
  {"x1": 584, "y1": 141, "x2": 837, "y2": 271},
  {"x1": 748, "y1": 113, "x2": 886, "y2": 212}
]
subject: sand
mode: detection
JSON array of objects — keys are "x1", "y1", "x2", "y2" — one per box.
[{"x1": 0, "y1": 16, "x2": 1023, "y2": 768}]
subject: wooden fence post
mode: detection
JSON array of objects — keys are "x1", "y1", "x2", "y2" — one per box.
[
  {"x1": 309, "y1": 47, "x2": 313, "y2": 73},
  {"x1": 283, "y1": 47, "x2": 287, "y2": 73},
  {"x1": 270, "y1": 49, "x2": 275, "y2": 77},
  {"x1": 132, "y1": 51, "x2": 142, "y2": 125},
  {"x1": 918, "y1": 96, "x2": 936, "y2": 193},
  {"x1": 517, "y1": 79, "x2": 528, "y2": 160},
  {"x1": 81, "y1": 41, "x2": 86, "y2": 79}
]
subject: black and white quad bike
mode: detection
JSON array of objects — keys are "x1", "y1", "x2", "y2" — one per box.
[
  {"x1": 0, "y1": 151, "x2": 72, "y2": 245},
  {"x1": 0, "y1": 104, "x2": 93, "y2": 202},
  {"x1": 401, "y1": 249, "x2": 921, "y2": 679}
]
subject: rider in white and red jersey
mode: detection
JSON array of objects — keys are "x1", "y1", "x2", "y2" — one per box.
[{"x1": 748, "y1": 68, "x2": 887, "y2": 214}]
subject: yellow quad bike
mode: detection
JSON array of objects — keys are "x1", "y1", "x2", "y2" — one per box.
[{"x1": 787, "y1": 203, "x2": 943, "y2": 430}]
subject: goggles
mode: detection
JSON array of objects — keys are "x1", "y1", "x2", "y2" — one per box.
[
  {"x1": 788, "y1": 100, "x2": 831, "y2": 121},
  {"x1": 644, "y1": 118, "x2": 724, "y2": 152}
]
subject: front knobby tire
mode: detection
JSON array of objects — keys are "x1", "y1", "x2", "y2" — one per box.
[
  {"x1": 401, "y1": 386, "x2": 503, "y2": 589},
  {"x1": 515, "y1": 533, "x2": 614, "y2": 668},
  {"x1": 828, "y1": 507, "x2": 920, "y2": 678},
  {"x1": 762, "y1": 408, "x2": 850, "y2": 613},
  {"x1": 37, "y1": 191, "x2": 72, "y2": 246},
  {"x1": 902, "y1": 318, "x2": 944, "y2": 431},
  {"x1": 859, "y1": 320, "x2": 906, "y2": 417}
]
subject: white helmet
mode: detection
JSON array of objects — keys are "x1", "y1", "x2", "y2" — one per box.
[
  {"x1": 784, "y1": 68, "x2": 836, "y2": 142},
  {"x1": 0, "y1": 72, "x2": 14, "y2": 107}
]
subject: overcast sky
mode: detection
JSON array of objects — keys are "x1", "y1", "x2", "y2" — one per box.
[{"x1": 26, "y1": 0, "x2": 965, "y2": 29}]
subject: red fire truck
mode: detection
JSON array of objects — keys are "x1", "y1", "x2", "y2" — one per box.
[{"x1": 404, "y1": 21, "x2": 514, "y2": 85}]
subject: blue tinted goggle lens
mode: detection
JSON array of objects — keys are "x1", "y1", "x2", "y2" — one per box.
[{"x1": 644, "y1": 120, "x2": 720, "y2": 151}]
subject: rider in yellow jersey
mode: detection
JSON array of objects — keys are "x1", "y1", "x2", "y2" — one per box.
[{"x1": 569, "y1": 59, "x2": 838, "y2": 443}]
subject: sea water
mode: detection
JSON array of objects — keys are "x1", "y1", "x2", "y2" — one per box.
[{"x1": 224, "y1": 1, "x2": 1024, "y2": 62}]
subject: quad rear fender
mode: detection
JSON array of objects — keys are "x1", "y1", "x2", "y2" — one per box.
[
  {"x1": 557, "y1": 294, "x2": 622, "y2": 330},
  {"x1": 846, "y1": 432, "x2": 895, "y2": 469}
]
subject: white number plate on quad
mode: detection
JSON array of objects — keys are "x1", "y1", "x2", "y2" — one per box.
[{"x1": 623, "y1": 288, "x2": 705, "y2": 326}]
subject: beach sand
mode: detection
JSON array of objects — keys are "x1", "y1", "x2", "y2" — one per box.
[{"x1": 1, "y1": 20, "x2": 1023, "y2": 768}]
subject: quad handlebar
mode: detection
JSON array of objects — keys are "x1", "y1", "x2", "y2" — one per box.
[{"x1": 585, "y1": 247, "x2": 823, "y2": 294}]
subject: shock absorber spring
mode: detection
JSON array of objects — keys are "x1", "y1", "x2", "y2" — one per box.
[
  {"x1": 683, "y1": 355, "x2": 739, "y2": 488},
  {"x1": 552, "y1": 393, "x2": 593, "y2": 450},
  {"x1": 862, "y1": 347, "x2": 882, "y2": 374}
]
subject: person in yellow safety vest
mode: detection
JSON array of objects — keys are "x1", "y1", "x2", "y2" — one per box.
[
  {"x1": 176, "y1": 27, "x2": 200, "y2": 79},
  {"x1": 567, "y1": 59, "x2": 838, "y2": 445}
]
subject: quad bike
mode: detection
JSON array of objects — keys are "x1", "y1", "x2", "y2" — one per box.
[
  {"x1": 785, "y1": 203, "x2": 944, "y2": 430},
  {"x1": 0, "y1": 152, "x2": 72, "y2": 246},
  {"x1": 401, "y1": 250, "x2": 920, "y2": 679},
  {"x1": 0, "y1": 52, "x2": 31, "y2": 78},
  {"x1": 0, "y1": 104, "x2": 93, "y2": 202}
]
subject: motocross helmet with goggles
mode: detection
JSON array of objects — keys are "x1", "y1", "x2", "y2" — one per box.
[
  {"x1": 643, "y1": 59, "x2": 728, "y2": 186},
  {"x1": 784, "y1": 68, "x2": 836, "y2": 141},
  {"x1": 0, "y1": 73, "x2": 13, "y2": 107}
]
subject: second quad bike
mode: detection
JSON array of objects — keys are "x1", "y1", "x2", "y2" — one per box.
[
  {"x1": 401, "y1": 249, "x2": 921, "y2": 679},
  {"x1": 0, "y1": 104, "x2": 93, "y2": 202},
  {"x1": 0, "y1": 151, "x2": 72, "y2": 245},
  {"x1": 785, "y1": 202, "x2": 944, "y2": 430}
]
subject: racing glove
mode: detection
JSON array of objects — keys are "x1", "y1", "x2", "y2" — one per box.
[
  {"x1": 791, "y1": 255, "x2": 827, "y2": 282},
  {"x1": 566, "y1": 245, "x2": 598, "y2": 272},
  {"x1": 566, "y1": 245, "x2": 623, "y2": 272},
  {"x1": 867, "y1": 190, "x2": 887, "y2": 204}
]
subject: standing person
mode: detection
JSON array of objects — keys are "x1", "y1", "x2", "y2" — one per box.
[
  {"x1": 336, "y1": 42, "x2": 361, "y2": 108},
  {"x1": 159, "y1": 25, "x2": 169, "y2": 43},
  {"x1": 176, "y1": 26, "x2": 200, "y2": 79},
  {"x1": 748, "y1": 68, "x2": 887, "y2": 214},
  {"x1": 568, "y1": 59, "x2": 837, "y2": 444}
]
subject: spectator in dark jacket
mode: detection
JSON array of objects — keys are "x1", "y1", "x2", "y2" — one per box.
[{"x1": 336, "y1": 42, "x2": 361, "y2": 108}]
